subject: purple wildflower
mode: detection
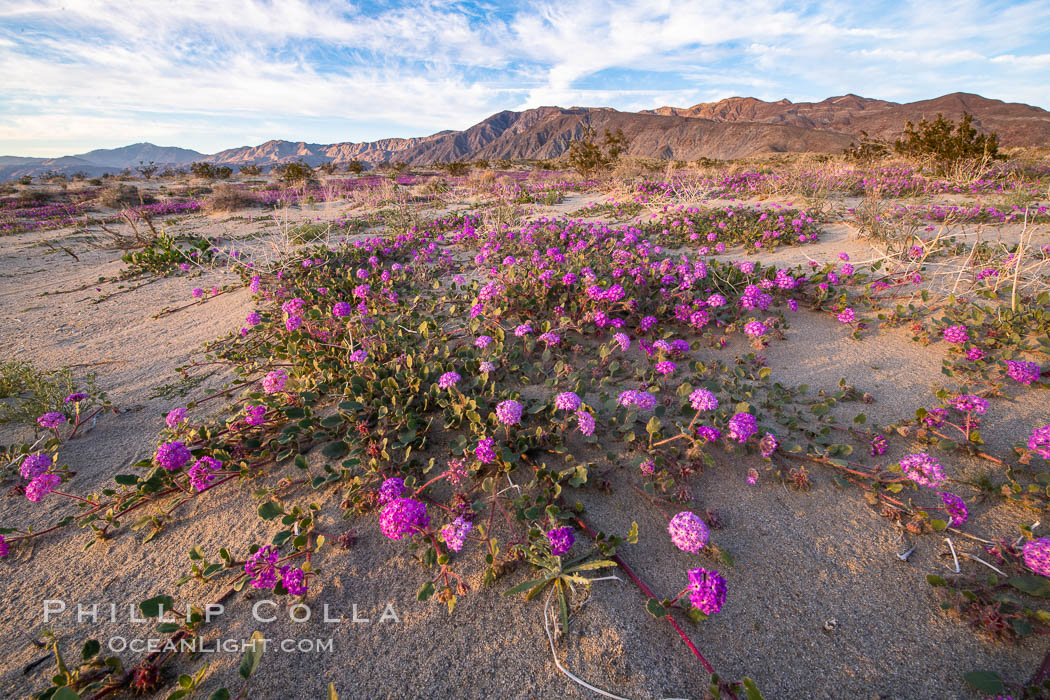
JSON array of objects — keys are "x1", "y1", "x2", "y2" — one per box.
[
  {"x1": 495, "y1": 399, "x2": 523, "y2": 425},
  {"x1": 870, "y1": 434, "x2": 888, "y2": 456},
  {"x1": 951, "y1": 395, "x2": 988, "y2": 414},
  {"x1": 262, "y1": 370, "x2": 287, "y2": 394},
  {"x1": 727, "y1": 413, "x2": 757, "y2": 443},
  {"x1": 475, "y1": 437, "x2": 496, "y2": 463},
  {"x1": 689, "y1": 389, "x2": 718, "y2": 412},
  {"x1": 37, "y1": 412, "x2": 67, "y2": 429},
  {"x1": 166, "y1": 407, "x2": 188, "y2": 429},
  {"x1": 65, "y1": 392, "x2": 87, "y2": 403},
  {"x1": 20, "y1": 453, "x2": 52, "y2": 480},
  {"x1": 696, "y1": 426, "x2": 721, "y2": 442},
  {"x1": 668, "y1": 511, "x2": 709, "y2": 553},
  {"x1": 1028, "y1": 426, "x2": 1050, "y2": 459},
  {"x1": 939, "y1": 492, "x2": 968, "y2": 527},
  {"x1": 26, "y1": 473, "x2": 61, "y2": 502},
  {"x1": 547, "y1": 526, "x2": 575, "y2": 556},
  {"x1": 333, "y1": 302, "x2": 352, "y2": 317},
  {"x1": 378, "y1": 477, "x2": 405, "y2": 505},
  {"x1": 243, "y1": 405, "x2": 266, "y2": 426},
  {"x1": 188, "y1": 456, "x2": 222, "y2": 491},
  {"x1": 379, "y1": 498, "x2": 429, "y2": 540},
  {"x1": 1022, "y1": 538, "x2": 1050, "y2": 577},
  {"x1": 441, "y1": 517, "x2": 473, "y2": 552},
  {"x1": 245, "y1": 546, "x2": 280, "y2": 589},
  {"x1": 900, "y1": 453, "x2": 947, "y2": 488},
  {"x1": 438, "y1": 371, "x2": 461, "y2": 390},
  {"x1": 280, "y1": 566, "x2": 308, "y2": 595},
  {"x1": 577, "y1": 410, "x2": 595, "y2": 436},
  {"x1": 943, "y1": 325, "x2": 969, "y2": 343},
  {"x1": 687, "y1": 568, "x2": 727, "y2": 615},
  {"x1": 1005, "y1": 360, "x2": 1041, "y2": 385},
  {"x1": 156, "y1": 441, "x2": 192, "y2": 471},
  {"x1": 744, "y1": 320, "x2": 767, "y2": 337},
  {"x1": 759, "y1": 432, "x2": 778, "y2": 457},
  {"x1": 555, "y1": 392, "x2": 581, "y2": 411}
]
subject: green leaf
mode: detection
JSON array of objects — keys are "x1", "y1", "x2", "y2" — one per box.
[
  {"x1": 139, "y1": 595, "x2": 175, "y2": 618},
  {"x1": 417, "y1": 581, "x2": 436, "y2": 602},
  {"x1": 52, "y1": 689, "x2": 81, "y2": 700},
  {"x1": 926, "y1": 574, "x2": 948, "y2": 587},
  {"x1": 929, "y1": 518, "x2": 948, "y2": 531},
  {"x1": 207, "y1": 690, "x2": 230, "y2": 700},
  {"x1": 320, "y1": 441, "x2": 348, "y2": 459},
  {"x1": 963, "y1": 671, "x2": 1003, "y2": 694},
  {"x1": 238, "y1": 631, "x2": 265, "y2": 680},
  {"x1": 1009, "y1": 576, "x2": 1050, "y2": 598},
  {"x1": 257, "y1": 501, "x2": 284, "y2": 520},
  {"x1": 504, "y1": 577, "x2": 548, "y2": 596},
  {"x1": 114, "y1": 474, "x2": 140, "y2": 486},
  {"x1": 81, "y1": 639, "x2": 100, "y2": 660},
  {"x1": 742, "y1": 678, "x2": 766, "y2": 700},
  {"x1": 645, "y1": 598, "x2": 668, "y2": 618}
]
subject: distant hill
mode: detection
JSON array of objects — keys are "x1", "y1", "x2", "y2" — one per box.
[
  {"x1": 4, "y1": 93, "x2": 1048, "y2": 180},
  {"x1": 0, "y1": 142, "x2": 204, "y2": 180},
  {"x1": 72, "y1": 143, "x2": 204, "y2": 168},
  {"x1": 642, "y1": 92, "x2": 1050, "y2": 147},
  {"x1": 205, "y1": 106, "x2": 855, "y2": 168}
]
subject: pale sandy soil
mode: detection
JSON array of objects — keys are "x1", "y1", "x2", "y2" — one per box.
[{"x1": 0, "y1": 187, "x2": 1046, "y2": 700}]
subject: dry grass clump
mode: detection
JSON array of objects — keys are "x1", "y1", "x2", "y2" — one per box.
[
  {"x1": 469, "y1": 169, "x2": 498, "y2": 187},
  {"x1": 98, "y1": 184, "x2": 148, "y2": 209},
  {"x1": 204, "y1": 183, "x2": 256, "y2": 212}
]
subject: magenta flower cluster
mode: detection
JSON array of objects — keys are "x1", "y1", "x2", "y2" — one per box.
[
  {"x1": 900, "y1": 453, "x2": 946, "y2": 488},
  {"x1": 380, "y1": 498, "x2": 430, "y2": 540},
  {"x1": 687, "y1": 567, "x2": 727, "y2": 615},
  {"x1": 668, "y1": 511, "x2": 709, "y2": 553},
  {"x1": 547, "y1": 526, "x2": 575, "y2": 556},
  {"x1": 727, "y1": 412, "x2": 757, "y2": 443}
]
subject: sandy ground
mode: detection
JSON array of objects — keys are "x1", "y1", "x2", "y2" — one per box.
[{"x1": 0, "y1": 187, "x2": 1047, "y2": 700}]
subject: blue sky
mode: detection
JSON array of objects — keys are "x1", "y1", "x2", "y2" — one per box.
[{"x1": 1, "y1": 0, "x2": 1048, "y2": 157}]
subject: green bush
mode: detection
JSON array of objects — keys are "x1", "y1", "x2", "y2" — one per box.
[
  {"x1": 567, "y1": 127, "x2": 629, "y2": 177},
  {"x1": 893, "y1": 113, "x2": 1000, "y2": 173}
]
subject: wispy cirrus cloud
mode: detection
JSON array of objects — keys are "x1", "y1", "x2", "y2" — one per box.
[{"x1": 0, "y1": 0, "x2": 1046, "y2": 156}]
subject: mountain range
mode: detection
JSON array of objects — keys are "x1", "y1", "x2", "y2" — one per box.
[{"x1": 4, "y1": 93, "x2": 1047, "y2": 181}]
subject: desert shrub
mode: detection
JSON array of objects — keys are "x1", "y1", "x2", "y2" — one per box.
[
  {"x1": 18, "y1": 189, "x2": 52, "y2": 204},
  {"x1": 136, "y1": 161, "x2": 158, "y2": 180},
  {"x1": 276, "y1": 160, "x2": 314, "y2": 184},
  {"x1": 421, "y1": 178, "x2": 449, "y2": 195},
  {"x1": 190, "y1": 162, "x2": 233, "y2": 180},
  {"x1": 99, "y1": 184, "x2": 149, "y2": 208},
  {"x1": 88, "y1": 178, "x2": 102, "y2": 186},
  {"x1": 440, "y1": 161, "x2": 471, "y2": 176},
  {"x1": 317, "y1": 162, "x2": 337, "y2": 175},
  {"x1": 472, "y1": 159, "x2": 490, "y2": 169},
  {"x1": 567, "y1": 127, "x2": 629, "y2": 177},
  {"x1": 121, "y1": 232, "x2": 216, "y2": 275},
  {"x1": 238, "y1": 164, "x2": 262, "y2": 176},
  {"x1": 844, "y1": 131, "x2": 890, "y2": 164},
  {"x1": 205, "y1": 183, "x2": 255, "y2": 212},
  {"x1": 344, "y1": 160, "x2": 365, "y2": 174},
  {"x1": 894, "y1": 113, "x2": 1000, "y2": 174},
  {"x1": 0, "y1": 360, "x2": 106, "y2": 425},
  {"x1": 18, "y1": 175, "x2": 32, "y2": 185},
  {"x1": 470, "y1": 170, "x2": 497, "y2": 186}
]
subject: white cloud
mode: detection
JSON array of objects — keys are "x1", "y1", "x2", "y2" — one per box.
[{"x1": 0, "y1": 0, "x2": 1047, "y2": 155}]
